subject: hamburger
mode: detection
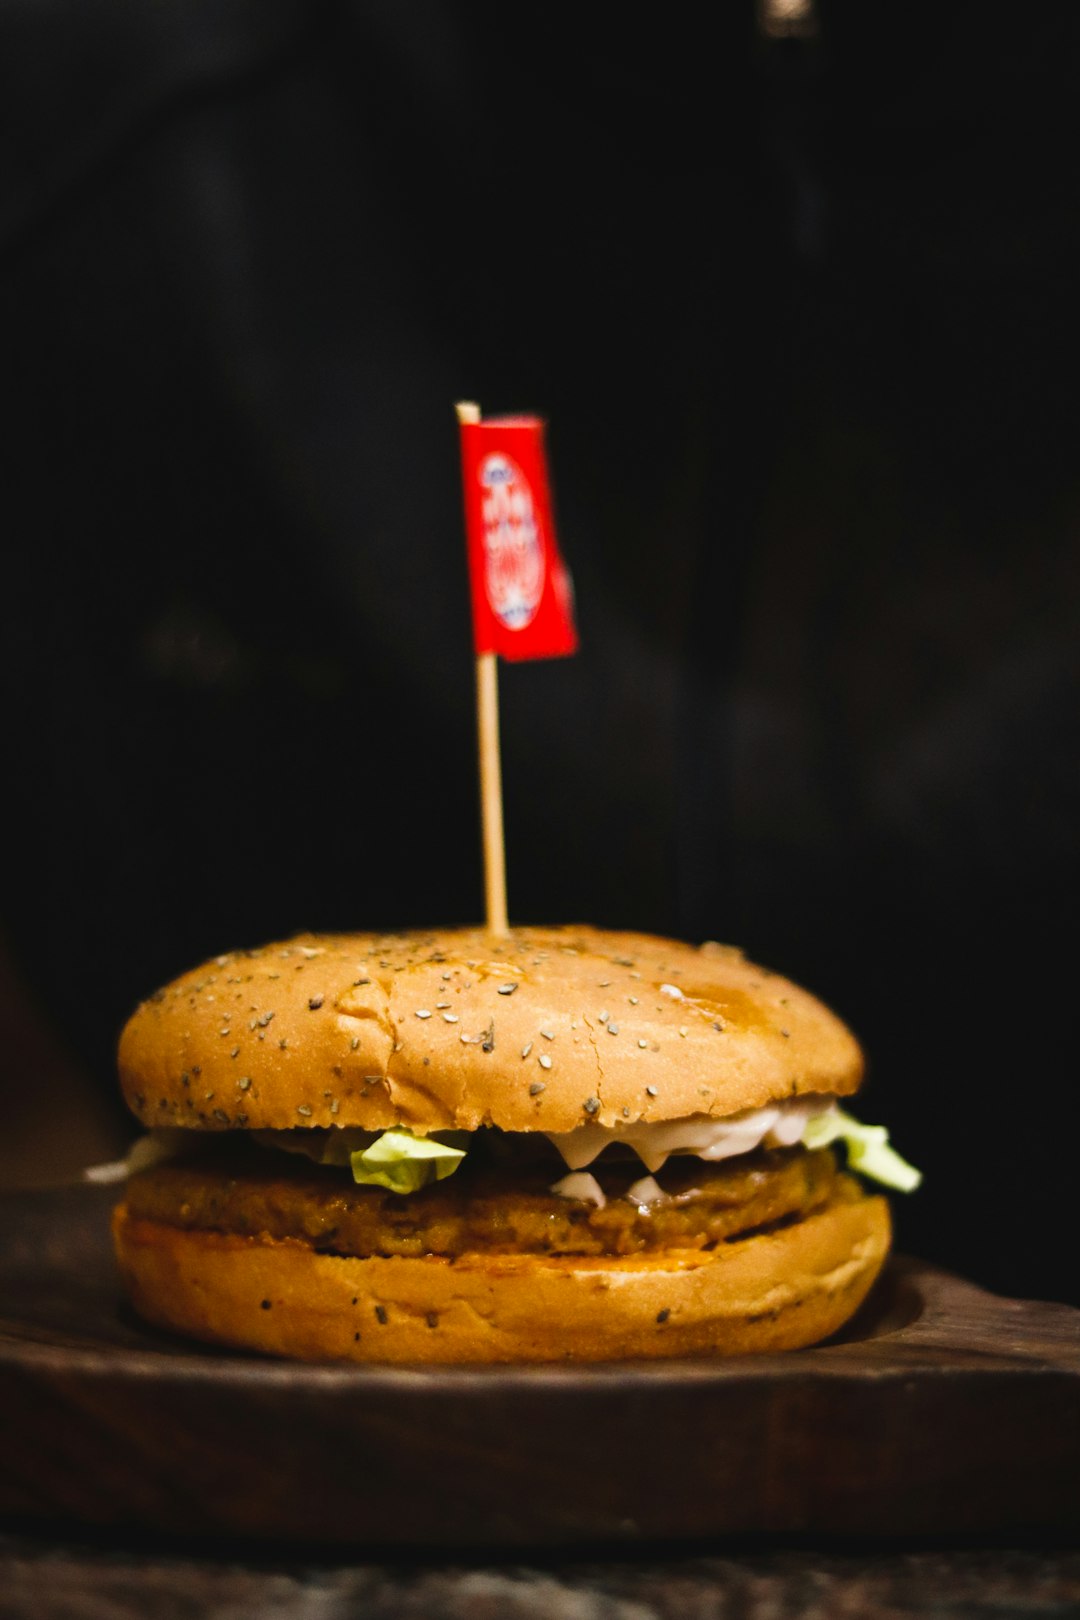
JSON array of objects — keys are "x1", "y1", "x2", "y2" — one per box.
[{"x1": 111, "y1": 925, "x2": 918, "y2": 1362}]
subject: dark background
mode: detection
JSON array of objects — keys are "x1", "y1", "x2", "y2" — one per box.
[{"x1": 1, "y1": 2, "x2": 1077, "y2": 1303}]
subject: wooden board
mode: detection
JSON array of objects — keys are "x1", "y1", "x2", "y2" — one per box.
[{"x1": 1, "y1": 1182, "x2": 1077, "y2": 1547}]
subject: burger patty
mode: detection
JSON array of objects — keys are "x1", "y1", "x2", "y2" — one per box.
[{"x1": 125, "y1": 1143, "x2": 846, "y2": 1259}]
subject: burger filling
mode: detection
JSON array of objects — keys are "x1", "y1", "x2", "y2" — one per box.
[
  {"x1": 108, "y1": 1095, "x2": 917, "y2": 1261},
  {"x1": 122, "y1": 1136, "x2": 859, "y2": 1260}
]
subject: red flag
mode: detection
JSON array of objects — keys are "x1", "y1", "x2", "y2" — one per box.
[{"x1": 459, "y1": 414, "x2": 578, "y2": 661}]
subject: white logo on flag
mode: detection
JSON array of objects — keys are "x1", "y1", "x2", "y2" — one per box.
[{"x1": 479, "y1": 453, "x2": 544, "y2": 630}]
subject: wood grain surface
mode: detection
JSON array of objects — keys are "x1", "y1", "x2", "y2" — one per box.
[
  {"x1": 4, "y1": 1536, "x2": 1080, "y2": 1620},
  {"x1": 1, "y1": 1183, "x2": 1077, "y2": 1547}
]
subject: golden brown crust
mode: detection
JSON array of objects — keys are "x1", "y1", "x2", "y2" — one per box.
[
  {"x1": 118, "y1": 926, "x2": 863, "y2": 1135},
  {"x1": 112, "y1": 1185, "x2": 890, "y2": 1363}
]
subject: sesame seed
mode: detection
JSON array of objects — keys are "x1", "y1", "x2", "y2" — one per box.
[
  {"x1": 529, "y1": 1081, "x2": 546, "y2": 1096},
  {"x1": 607, "y1": 1023, "x2": 620, "y2": 1036},
  {"x1": 279, "y1": 1039, "x2": 288, "y2": 1050},
  {"x1": 583, "y1": 1096, "x2": 600, "y2": 1114},
  {"x1": 540, "y1": 1026, "x2": 555, "y2": 1040},
  {"x1": 781, "y1": 1028, "x2": 791, "y2": 1039},
  {"x1": 628, "y1": 996, "x2": 639, "y2": 1005},
  {"x1": 622, "y1": 1106, "x2": 631, "y2": 1117},
  {"x1": 350, "y1": 1037, "x2": 360, "y2": 1050},
  {"x1": 297, "y1": 1104, "x2": 312, "y2": 1117},
  {"x1": 354, "y1": 978, "x2": 370, "y2": 986},
  {"x1": 656, "y1": 1308, "x2": 670, "y2": 1324},
  {"x1": 436, "y1": 1002, "x2": 451, "y2": 1009},
  {"x1": 238, "y1": 1076, "x2": 252, "y2": 1091},
  {"x1": 598, "y1": 1010, "x2": 609, "y2": 1024},
  {"x1": 497, "y1": 983, "x2": 518, "y2": 996},
  {"x1": 538, "y1": 1054, "x2": 552, "y2": 1071},
  {"x1": 308, "y1": 996, "x2": 324, "y2": 1011},
  {"x1": 375, "y1": 1305, "x2": 388, "y2": 1324},
  {"x1": 638, "y1": 1038, "x2": 648, "y2": 1048},
  {"x1": 426, "y1": 1312, "x2": 439, "y2": 1329},
  {"x1": 330, "y1": 1099, "x2": 340, "y2": 1114},
  {"x1": 598, "y1": 980, "x2": 611, "y2": 988},
  {"x1": 679, "y1": 1026, "x2": 688, "y2": 1037},
  {"x1": 646, "y1": 1085, "x2": 658, "y2": 1097},
  {"x1": 415, "y1": 1009, "x2": 432, "y2": 1019},
  {"x1": 521, "y1": 1042, "x2": 533, "y2": 1059},
  {"x1": 442, "y1": 1013, "x2": 459, "y2": 1024},
  {"x1": 230, "y1": 1047, "x2": 240, "y2": 1059}
]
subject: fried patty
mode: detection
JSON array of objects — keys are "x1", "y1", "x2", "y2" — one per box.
[{"x1": 125, "y1": 1141, "x2": 845, "y2": 1259}]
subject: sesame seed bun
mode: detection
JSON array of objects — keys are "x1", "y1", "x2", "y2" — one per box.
[
  {"x1": 111, "y1": 1178, "x2": 890, "y2": 1363},
  {"x1": 118, "y1": 925, "x2": 863, "y2": 1136}
]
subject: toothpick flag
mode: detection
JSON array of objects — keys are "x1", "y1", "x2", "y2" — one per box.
[
  {"x1": 458, "y1": 411, "x2": 578, "y2": 661},
  {"x1": 456, "y1": 403, "x2": 578, "y2": 935}
]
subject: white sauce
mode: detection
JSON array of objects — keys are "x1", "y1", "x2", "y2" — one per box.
[
  {"x1": 545, "y1": 1096, "x2": 832, "y2": 1175},
  {"x1": 624, "y1": 1174, "x2": 668, "y2": 1210},
  {"x1": 550, "y1": 1171, "x2": 607, "y2": 1208}
]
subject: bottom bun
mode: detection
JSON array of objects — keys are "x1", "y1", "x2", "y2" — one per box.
[{"x1": 112, "y1": 1183, "x2": 890, "y2": 1363}]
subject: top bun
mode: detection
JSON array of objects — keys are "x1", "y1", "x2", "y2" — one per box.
[{"x1": 118, "y1": 926, "x2": 863, "y2": 1136}]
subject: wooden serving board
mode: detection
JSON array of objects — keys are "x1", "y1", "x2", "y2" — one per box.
[{"x1": 1, "y1": 1183, "x2": 1077, "y2": 1546}]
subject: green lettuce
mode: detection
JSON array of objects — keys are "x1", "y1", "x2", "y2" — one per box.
[
  {"x1": 802, "y1": 1107, "x2": 922, "y2": 1192},
  {"x1": 252, "y1": 1125, "x2": 468, "y2": 1192},
  {"x1": 349, "y1": 1128, "x2": 467, "y2": 1194}
]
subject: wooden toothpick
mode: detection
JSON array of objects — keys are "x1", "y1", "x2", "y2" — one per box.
[{"x1": 456, "y1": 400, "x2": 509, "y2": 937}]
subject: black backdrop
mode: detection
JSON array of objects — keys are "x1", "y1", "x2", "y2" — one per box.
[{"x1": 2, "y1": 2, "x2": 1078, "y2": 1302}]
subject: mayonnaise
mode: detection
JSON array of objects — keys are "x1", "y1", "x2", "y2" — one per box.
[{"x1": 545, "y1": 1096, "x2": 832, "y2": 1175}]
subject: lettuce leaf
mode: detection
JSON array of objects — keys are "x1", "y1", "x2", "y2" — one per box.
[
  {"x1": 349, "y1": 1128, "x2": 467, "y2": 1194},
  {"x1": 802, "y1": 1106, "x2": 922, "y2": 1192}
]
